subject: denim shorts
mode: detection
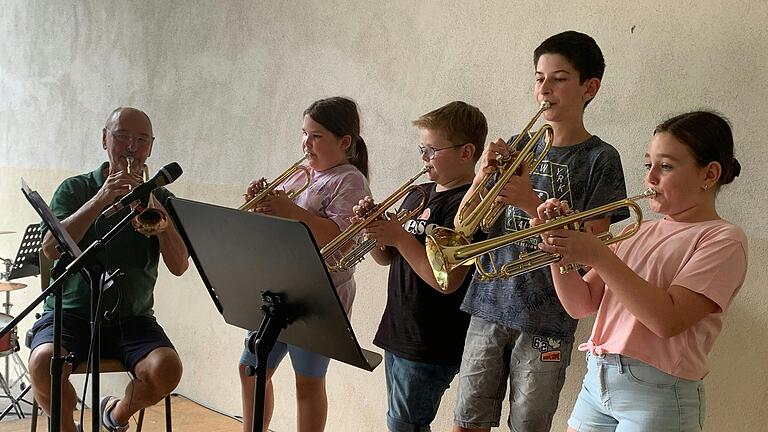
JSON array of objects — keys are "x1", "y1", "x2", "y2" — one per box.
[
  {"x1": 454, "y1": 316, "x2": 572, "y2": 431},
  {"x1": 240, "y1": 337, "x2": 330, "y2": 378},
  {"x1": 568, "y1": 353, "x2": 705, "y2": 432},
  {"x1": 384, "y1": 351, "x2": 459, "y2": 432}
]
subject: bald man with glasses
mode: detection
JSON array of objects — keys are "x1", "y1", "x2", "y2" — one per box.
[{"x1": 28, "y1": 107, "x2": 189, "y2": 432}]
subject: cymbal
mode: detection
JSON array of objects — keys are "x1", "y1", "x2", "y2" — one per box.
[
  {"x1": 0, "y1": 231, "x2": 15, "y2": 235},
  {"x1": 0, "y1": 281, "x2": 26, "y2": 292}
]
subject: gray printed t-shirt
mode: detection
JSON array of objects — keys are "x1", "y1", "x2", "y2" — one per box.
[{"x1": 460, "y1": 135, "x2": 629, "y2": 341}]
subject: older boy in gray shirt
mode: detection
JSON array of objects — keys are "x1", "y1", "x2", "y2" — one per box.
[{"x1": 453, "y1": 31, "x2": 628, "y2": 432}]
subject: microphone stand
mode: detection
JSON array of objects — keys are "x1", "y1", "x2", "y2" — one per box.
[{"x1": 0, "y1": 205, "x2": 144, "y2": 432}]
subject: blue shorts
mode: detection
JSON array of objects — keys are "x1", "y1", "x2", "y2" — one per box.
[
  {"x1": 29, "y1": 310, "x2": 174, "y2": 372},
  {"x1": 384, "y1": 351, "x2": 459, "y2": 432},
  {"x1": 568, "y1": 353, "x2": 705, "y2": 432},
  {"x1": 240, "y1": 336, "x2": 329, "y2": 378}
]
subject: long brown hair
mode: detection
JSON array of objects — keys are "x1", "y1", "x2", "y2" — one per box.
[{"x1": 304, "y1": 97, "x2": 369, "y2": 179}]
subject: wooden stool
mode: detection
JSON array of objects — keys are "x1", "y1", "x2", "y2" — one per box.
[
  {"x1": 29, "y1": 358, "x2": 172, "y2": 431},
  {"x1": 30, "y1": 252, "x2": 172, "y2": 431}
]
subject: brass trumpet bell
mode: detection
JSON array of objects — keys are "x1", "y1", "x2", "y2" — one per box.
[
  {"x1": 126, "y1": 156, "x2": 169, "y2": 237},
  {"x1": 424, "y1": 226, "x2": 471, "y2": 290}
]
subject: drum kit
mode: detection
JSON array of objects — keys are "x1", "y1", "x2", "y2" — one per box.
[{"x1": 0, "y1": 230, "x2": 34, "y2": 420}]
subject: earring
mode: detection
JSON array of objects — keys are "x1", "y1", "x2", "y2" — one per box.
[{"x1": 702, "y1": 184, "x2": 709, "y2": 191}]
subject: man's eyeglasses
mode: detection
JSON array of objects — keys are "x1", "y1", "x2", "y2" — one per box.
[
  {"x1": 108, "y1": 130, "x2": 153, "y2": 146},
  {"x1": 417, "y1": 144, "x2": 465, "y2": 160}
]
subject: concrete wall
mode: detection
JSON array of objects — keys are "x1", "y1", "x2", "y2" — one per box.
[{"x1": 1, "y1": 1, "x2": 766, "y2": 430}]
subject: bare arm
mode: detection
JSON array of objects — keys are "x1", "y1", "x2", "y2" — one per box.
[
  {"x1": 543, "y1": 217, "x2": 611, "y2": 318},
  {"x1": 586, "y1": 251, "x2": 717, "y2": 338},
  {"x1": 151, "y1": 195, "x2": 189, "y2": 276},
  {"x1": 537, "y1": 206, "x2": 718, "y2": 338},
  {"x1": 368, "y1": 244, "x2": 394, "y2": 266}
]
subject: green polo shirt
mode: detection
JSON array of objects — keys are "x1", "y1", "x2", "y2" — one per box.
[{"x1": 42, "y1": 162, "x2": 173, "y2": 323}]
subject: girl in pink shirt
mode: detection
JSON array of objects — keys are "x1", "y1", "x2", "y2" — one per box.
[
  {"x1": 238, "y1": 97, "x2": 371, "y2": 432},
  {"x1": 535, "y1": 111, "x2": 746, "y2": 431}
]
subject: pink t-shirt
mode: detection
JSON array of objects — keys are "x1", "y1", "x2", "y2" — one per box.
[
  {"x1": 580, "y1": 218, "x2": 748, "y2": 380},
  {"x1": 280, "y1": 163, "x2": 370, "y2": 314}
]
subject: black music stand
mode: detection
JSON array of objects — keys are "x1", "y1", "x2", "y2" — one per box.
[
  {"x1": 2, "y1": 178, "x2": 139, "y2": 432},
  {"x1": 8, "y1": 224, "x2": 43, "y2": 281},
  {"x1": 0, "y1": 224, "x2": 42, "y2": 420},
  {"x1": 166, "y1": 197, "x2": 382, "y2": 432}
]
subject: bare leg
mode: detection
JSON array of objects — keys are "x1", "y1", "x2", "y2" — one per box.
[
  {"x1": 28, "y1": 343, "x2": 79, "y2": 432},
  {"x1": 239, "y1": 363, "x2": 277, "y2": 432},
  {"x1": 109, "y1": 347, "x2": 182, "y2": 424},
  {"x1": 294, "y1": 373, "x2": 327, "y2": 432}
]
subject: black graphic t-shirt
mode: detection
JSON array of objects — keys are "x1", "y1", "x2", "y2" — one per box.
[
  {"x1": 374, "y1": 182, "x2": 483, "y2": 365},
  {"x1": 461, "y1": 135, "x2": 629, "y2": 342}
]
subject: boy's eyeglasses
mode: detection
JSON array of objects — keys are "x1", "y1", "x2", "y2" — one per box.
[
  {"x1": 417, "y1": 144, "x2": 465, "y2": 159},
  {"x1": 108, "y1": 130, "x2": 153, "y2": 146}
]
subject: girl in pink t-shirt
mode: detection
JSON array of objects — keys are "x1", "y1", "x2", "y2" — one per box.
[
  {"x1": 535, "y1": 111, "x2": 747, "y2": 431},
  {"x1": 238, "y1": 97, "x2": 371, "y2": 432}
]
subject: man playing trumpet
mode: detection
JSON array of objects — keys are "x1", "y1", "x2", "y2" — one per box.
[{"x1": 28, "y1": 107, "x2": 189, "y2": 432}]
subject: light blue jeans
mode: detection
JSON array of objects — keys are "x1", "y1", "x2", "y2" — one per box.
[{"x1": 569, "y1": 353, "x2": 705, "y2": 431}]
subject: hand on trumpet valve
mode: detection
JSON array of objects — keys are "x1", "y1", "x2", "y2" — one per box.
[
  {"x1": 244, "y1": 177, "x2": 269, "y2": 203},
  {"x1": 533, "y1": 199, "x2": 606, "y2": 269},
  {"x1": 96, "y1": 169, "x2": 141, "y2": 209},
  {"x1": 249, "y1": 189, "x2": 300, "y2": 218},
  {"x1": 477, "y1": 138, "x2": 511, "y2": 175},
  {"x1": 534, "y1": 198, "x2": 571, "y2": 222},
  {"x1": 493, "y1": 162, "x2": 539, "y2": 211},
  {"x1": 350, "y1": 196, "x2": 380, "y2": 223},
  {"x1": 361, "y1": 213, "x2": 405, "y2": 248}
]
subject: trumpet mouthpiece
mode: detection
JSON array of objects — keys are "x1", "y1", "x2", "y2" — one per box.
[{"x1": 540, "y1": 101, "x2": 552, "y2": 110}]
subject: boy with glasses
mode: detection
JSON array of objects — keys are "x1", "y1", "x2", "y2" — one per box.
[{"x1": 355, "y1": 100, "x2": 487, "y2": 432}]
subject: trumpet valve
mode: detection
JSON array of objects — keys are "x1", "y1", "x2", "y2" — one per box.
[{"x1": 559, "y1": 262, "x2": 584, "y2": 274}]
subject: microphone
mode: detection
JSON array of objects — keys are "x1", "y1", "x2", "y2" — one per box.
[{"x1": 101, "y1": 162, "x2": 183, "y2": 219}]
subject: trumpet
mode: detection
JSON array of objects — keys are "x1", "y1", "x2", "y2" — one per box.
[
  {"x1": 321, "y1": 165, "x2": 430, "y2": 272},
  {"x1": 239, "y1": 153, "x2": 311, "y2": 211},
  {"x1": 422, "y1": 102, "x2": 553, "y2": 289},
  {"x1": 455, "y1": 101, "x2": 554, "y2": 238},
  {"x1": 126, "y1": 156, "x2": 169, "y2": 237},
  {"x1": 426, "y1": 189, "x2": 657, "y2": 290}
]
